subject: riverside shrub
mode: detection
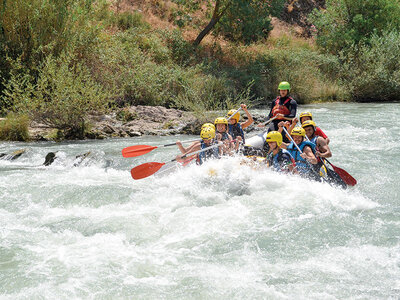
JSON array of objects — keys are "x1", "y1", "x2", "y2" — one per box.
[
  {"x1": 3, "y1": 53, "x2": 109, "y2": 139},
  {"x1": 339, "y1": 30, "x2": 400, "y2": 101},
  {"x1": 0, "y1": 113, "x2": 29, "y2": 141},
  {"x1": 311, "y1": 0, "x2": 400, "y2": 54}
]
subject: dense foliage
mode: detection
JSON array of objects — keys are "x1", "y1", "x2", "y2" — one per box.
[
  {"x1": 1, "y1": 0, "x2": 399, "y2": 140},
  {"x1": 311, "y1": 0, "x2": 400, "y2": 54},
  {"x1": 311, "y1": 0, "x2": 400, "y2": 100}
]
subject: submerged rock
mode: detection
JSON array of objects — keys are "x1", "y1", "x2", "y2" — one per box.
[{"x1": 0, "y1": 149, "x2": 26, "y2": 160}]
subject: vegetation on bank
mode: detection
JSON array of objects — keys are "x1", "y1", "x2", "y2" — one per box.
[{"x1": 0, "y1": 0, "x2": 399, "y2": 140}]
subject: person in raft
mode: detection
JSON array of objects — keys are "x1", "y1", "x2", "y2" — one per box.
[
  {"x1": 176, "y1": 126, "x2": 220, "y2": 165},
  {"x1": 302, "y1": 120, "x2": 332, "y2": 159},
  {"x1": 227, "y1": 104, "x2": 254, "y2": 151},
  {"x1": 214, "y1": 117, "x2": 233, "y2": 155},
  {"x1": 281, "y1": 127, "x2": 319, "y2": 179},
  {"x1": 265, "y1": 131, "x2": 295, "y2": 173},
  {"x1": 263, "y1": 81, "x2": 297, "y2": 135},
  {"x1": 287, "y1": 112, "x2": 330, "y2": 144}
]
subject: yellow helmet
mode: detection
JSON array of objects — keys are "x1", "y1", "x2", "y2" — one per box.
[
  {"x1": 291, "y1": 127, "x2": 305, "y2": 137},
  {"x1": 200, "y1": 127, "x2": 216, "y2": 140},
  {"x1": 201, "y1": 123, "x2": 215, "y2": 131},
  {"x1": 299, "y1": 112, "x2": 313, "y2": 123},
  {"x1": 214, "y1": 117, "x2": 228, "y2": 125},
  {"x1": 266, "y1": 131, "x2": 282, "y2": 147},
  {"x1": 302, "y1": 120, "x2": 316, "y2": 130},
  {"x1": 227, "y1": 109, "x2": 240, "y2": 122}
]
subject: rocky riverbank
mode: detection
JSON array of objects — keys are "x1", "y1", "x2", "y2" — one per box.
[{"x1": 28, "y1": 106, "x2": 269, "y2": 141}]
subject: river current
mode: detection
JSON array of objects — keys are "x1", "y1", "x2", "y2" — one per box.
[{"x1": 1, "y1": 103, "x2": 399, "y2": 299}]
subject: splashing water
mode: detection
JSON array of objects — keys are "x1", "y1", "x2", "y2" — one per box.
[{"x1": 0, "y1": 103, "x2": 399, "y2": 299}]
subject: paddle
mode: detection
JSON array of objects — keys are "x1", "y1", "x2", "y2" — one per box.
[
  {"x1": 282, "y1": 127, "x2": 328, "y2": 183},
  {"x1": 304, "y1": 135, "x2": 346, "y2": 188},
  {"x1": 324, "y1": 158, "x2": 357, "y2": 186},
  {"x1": 122, "y1": 139, "x2": 199, "y2": 158},
  {"x1": 130, "y1": 142, "x2": 222, "y2": 180},
  {"x1": 304, "y1": 134, "x2": 355, "y2": 187},
  {"x1": 226, "y1": 107, "x2": 242, "y2": 121}
]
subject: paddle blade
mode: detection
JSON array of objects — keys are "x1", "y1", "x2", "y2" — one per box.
[
  {"x1": 331, "y1": 165, "x2": 357, "y2": 186},
  {"x1": 122, "y1": 145, "x2": 157, "y2": 158},
  {"x1": 130, "y1": 162, "x2": 165, "y2": 180}
]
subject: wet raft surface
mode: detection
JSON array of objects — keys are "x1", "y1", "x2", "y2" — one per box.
[{"x1": 0, "y1": 103, "x2": 400, "y2": 299}]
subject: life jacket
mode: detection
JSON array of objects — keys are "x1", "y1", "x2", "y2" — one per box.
[
  {"x1": 197, "y1": 140, "x2": 219, "y2": 165},
  {"x1": 218, "y1": 132, "x2": 230, "y2": 142},
  {"x1": 287, "y1": 141, "x2": 316, "y2": 174},
  {"x1": 228, "y1": 123, "x2": 245, "y2": 143},
  {"x1": 267, "y1": 149, "x2": 295, "y2": 172},
  {"x1": 271, "y1": 96, "x2": 292, "y2": 120}
]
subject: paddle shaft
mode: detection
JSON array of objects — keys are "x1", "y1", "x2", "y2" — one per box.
[
  {"x1": 163, "y1": 139, "x2": 200, "y2": 147},
  {"x1": 227, "y1": 107, "x2": 242, "y2": 121},
  {"x1": 174, "y1": 142, "x2": 222, "y2": 162}
]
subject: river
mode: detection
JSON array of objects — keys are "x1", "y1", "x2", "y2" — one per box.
[{"x1": 1, "y1": 103, "x2": 399, "y2": 299}]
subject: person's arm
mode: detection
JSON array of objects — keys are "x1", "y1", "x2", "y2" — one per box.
[
  {"x1": 316, "y1": 137, "x2": 332, "y2": 158},
  {"x1": 176, "y1": 140, "x2": 199, "y2": 154},
  {"x1": 285, "y1": 99, "x2": 297, "y2": 118},
  {"x1": 266, "y1": 100, "x2": 275, "y2": 120},
  {"x1": 300, "y1": 146, "x2": 318, "y2": 164},
  {"x1": 240, "y1": 104, "x2": 254, "y2": 129},
  {"x1": 315, "y1": 127, "x2": 330, "y2": 144},
  {"x1": 176, "y1": 142, "x2": 201, "y2": 162},
  {"x1": 280, "y1": 142, "x2": 289, "y2": 149}
]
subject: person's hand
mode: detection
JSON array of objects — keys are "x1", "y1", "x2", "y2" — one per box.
[
  {"x1": 284, "y1": 121, "x2": 291, "y2": 127},
  {"x1": 315, "y1": 151, "x2": 322, "y2": 157},
  {"x1": 300, "y1": 153, "x2": 307, "y2": 160},
  {"x1": 292, "y1": 117, "x2": 298, "y2": 124},
  {"x1": 241, "y1": 103, "x2": 247, "y2": 110},
  {"x1": 276, "y1": 113, "x2": 284, "y2": 119},
  {"x1": 176, "y1": 141, "x2": 182, "y2": 147},
  {"x1": 216, "y1": 133, "x2": 222, "y2": 140},
  {"x1": 176, "y1": 155, "x2": 183, "y2": 162},
  {"x1": 278, "y1": 121, "x2": 285, "y2": 128}
]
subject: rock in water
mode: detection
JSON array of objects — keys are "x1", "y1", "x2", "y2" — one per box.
[{"x1": 43, "y1": 152, "x2": 57, "y2": 166}]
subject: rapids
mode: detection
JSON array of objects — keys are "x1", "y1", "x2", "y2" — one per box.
[{"x1": 1, "y1": 103, "x2": 399, "y2": 299}]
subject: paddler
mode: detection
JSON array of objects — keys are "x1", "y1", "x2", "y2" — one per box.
[
  {"x1": 176, "y1": 123, "x2": 215, "y2": 155},
  {"x1": 264, "y1": 81, "x2": 297, "y2": 134},
  {"x1": 265, "y1": 131, "x2": 294, "y2": 173},
  {"x1": 281, "y1": 127, "x2": 319, "y2": 179},
  {"x1": 289, "y1": 112, "x2": 330, "y2": 144},
  {"x1": 227, "y1": 104, "x2": 254, "y2": 150},
  {"x1": 214, "y1": 117, "x2": 233, "y2": 155},
  {"x1": 302, "y1": 120, "x2": 332, "y2": 159},
  {"x1": 176, "y1": 126, "x2": 220, "y2": 165}
]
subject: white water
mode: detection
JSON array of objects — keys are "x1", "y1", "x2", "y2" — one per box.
[{"x1": 1, "y1": 103, "x2": 399, "y2": 299}]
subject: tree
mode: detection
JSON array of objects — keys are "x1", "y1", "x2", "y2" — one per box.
[
  {"x1": 172, "y1": 0, "x2": 285, "y2": 45},
  {"x1": 310, "y1": 0, "x2": 400, "y2": 54}
]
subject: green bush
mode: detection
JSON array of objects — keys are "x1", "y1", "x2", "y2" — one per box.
[
  {"x1": 339, "y1": 30, "x2": 400, "y2": 101},
  {"x1": 311, "y1": 0, "x2": 400, "y2": 54},
  {"x1": 3, "y1": 53, "x2": 110, "y2": 139},
  {"x1": 109, "y1": 11, "x2": 150, "y2": 31},
  {"x1": 0, "y1": 113, "x2": 29, "y2": 141},
  {"x1": 216, "y1": 0, "x2": 285, "y2": 44}
]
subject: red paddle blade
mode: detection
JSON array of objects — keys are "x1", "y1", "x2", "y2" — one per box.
[
  {"x1": 122, "y1": 145, "x2": 158, "y2": 158},
  {"x1": 130, "y1": 162, "x2": 165, "y2": 180},
  {"x1": 332, "y1": 165, "x2": 357, "y2": 186}
]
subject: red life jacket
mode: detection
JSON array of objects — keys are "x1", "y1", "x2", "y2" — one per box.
[{"x1": 271, "y1": 97, "x2": 291, "y2": 119}]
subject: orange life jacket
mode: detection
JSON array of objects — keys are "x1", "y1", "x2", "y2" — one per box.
[{"x1": 271, "y1": 97, "x2": 291, "y2": 119}]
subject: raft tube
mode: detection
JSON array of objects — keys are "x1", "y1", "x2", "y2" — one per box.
[{"x1": 244, "y1": 131, "x2": 268, "y2": 149}]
